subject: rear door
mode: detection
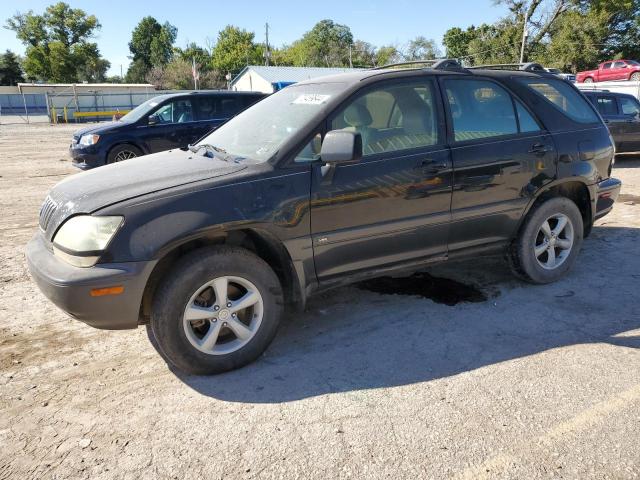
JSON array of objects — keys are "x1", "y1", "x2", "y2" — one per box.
[
  {"x1": 309, "y1": 77, "x2": 452, "y2": 282},
  {"x1": 610, "y1": 61, "x2": 628, "y2": 81},
  {"x1": 441, "y1": 77, "x2": 557, "y2": 252}
]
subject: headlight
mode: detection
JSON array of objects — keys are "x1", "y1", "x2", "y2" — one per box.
[
  {"x1": 52, "y1": 215, "x2": 123, "y2": 267},
  {"x1": 79, "y1": 134, "x2": 100, "y2": 146}
]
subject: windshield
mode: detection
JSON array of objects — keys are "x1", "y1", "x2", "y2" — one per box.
[
  {"x1": 198, "y1": 83, "x2": 345, "y2": 162},
  {"x1": 119, "y1": 96, "x2": 164, "y2": 123},
  {"x1": 627, "y1": 60, "x2": 640, "y2": 66}
]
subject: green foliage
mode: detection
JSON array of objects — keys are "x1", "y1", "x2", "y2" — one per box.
[
  {"x1": 404, "y1": 36, "x2": 441, "y2": 60},
  {"x1": 176, "y1": 42, "x2": 212, "y2": 72},
  {"x1": 126, "y1": 16, "x2": 177, "y2": 82},
  {"x1": 5, "y1": 2, "x2": 108, "y2": 82},
  {"x1": 375, "y1": 46, "x2": 402, "y2": 66},
  {"x1": 210, "y1": 25, "x2": 263, "y2": 74},
  {"x1": 0, "y1": 50, "x2": 25, "y2": 85}
]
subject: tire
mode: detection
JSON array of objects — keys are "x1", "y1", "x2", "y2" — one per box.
[
  {"x1": 508, "y1": 197, "x2": 584, "y2": 284},
  {"x1": 583, "y1": 77, "x2": 594, "y2": 84},
  {"x1": 107, "y1": 144, "x2": 142, "y2": 164},
  {"x1": 150, "y1": 246, "x2": 284, "y2": 375},
  {"x1": 631, "y1": 72, "x2": 640, "y2": 82}
]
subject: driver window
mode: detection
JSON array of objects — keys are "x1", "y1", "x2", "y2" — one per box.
[
  {"x1": 330, "y1": 81, "x2": 439, "y2": 156},
  {"x1": 149, "y1": 99, "x2": 194, "y2": 124}
]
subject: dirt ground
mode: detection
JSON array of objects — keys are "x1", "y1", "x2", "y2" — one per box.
[{"x1": 1, "y1": 123, "x2": 640, "y2": 480}]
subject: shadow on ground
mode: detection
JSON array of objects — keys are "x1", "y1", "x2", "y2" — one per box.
[{"x1": 151, "y1": 225, "x2": 640, "y2": 403}]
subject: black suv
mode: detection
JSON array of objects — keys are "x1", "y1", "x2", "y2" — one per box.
[
  {"x1": 28, "y1": 61, "x2": 621, "y2": 375},
  {"x1": 69, "y1": 91, "x2": 266, "y2": 169},
  {"x1": 581, "y1": 89, "x2": 640, "y2": 155}
]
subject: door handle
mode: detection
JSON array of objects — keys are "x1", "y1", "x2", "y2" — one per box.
[
  {"x1": 603, "y1": 119, "x2": 610, "y2": 124},
  {"x1": 528, "y1": 143, "x2": 552, "y2": 156},
  {"x1": 418, "y1": 159, "x2": 448, "y2": 174}
]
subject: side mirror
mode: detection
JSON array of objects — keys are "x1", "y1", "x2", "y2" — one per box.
[
  {"x1": 147, "y1": 115, "x2": 158, "y2": 126},
  {"x1": 320, "y1": 130, "x2": 362, "y2": 165}
]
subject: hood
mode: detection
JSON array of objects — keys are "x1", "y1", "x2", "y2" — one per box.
[
  {"x1": 72, "y1": 121, "x2": 129, "y2": 139},
  {"x1": 40, "y1": 149, "x2": 246, "y2": 240}
]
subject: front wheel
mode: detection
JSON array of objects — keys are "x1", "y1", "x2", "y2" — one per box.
[
  {"x1": 107, "y1": 144, "x2": 142, "y2": 164},
  {"x1": 631, "y1": 72, "x2": 640, "y2": 82},
  {"x1": 508, "y1": 197, "x2": 584, "y2": 284},
  {"x1": 583, "y1": 77, "x2": 594, "y2": 84},
  {"x1": 150, "y1": 246, "x2": 284, "y2": 375}
]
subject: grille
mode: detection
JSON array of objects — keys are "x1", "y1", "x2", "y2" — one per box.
[{"x1": 39, "y1": 196, "x2": 57, "y2": 231}]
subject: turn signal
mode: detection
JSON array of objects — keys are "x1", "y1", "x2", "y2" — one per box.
[{"x1": 90, "y1": 286, "x2": 124, "y2": 297}]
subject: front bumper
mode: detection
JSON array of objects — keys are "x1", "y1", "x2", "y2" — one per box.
[
  {"x1": 595, "y1": 177, "x2": 622, "y2": 220},
  {"x1": 26, "y1": 233, "x2": 157, "y2": 330},
  {"x1": 69, "y1": 144, "x2": 105, "y2": 170}
]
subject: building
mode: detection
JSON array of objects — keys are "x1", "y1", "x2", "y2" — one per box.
[{"x1": 230, "y1": 66, "x2": 362, "y2": 94}]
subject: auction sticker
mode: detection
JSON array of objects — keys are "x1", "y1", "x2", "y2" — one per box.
[{"x1": 292, "y1": 94, "x2": 331, "y2": 105}]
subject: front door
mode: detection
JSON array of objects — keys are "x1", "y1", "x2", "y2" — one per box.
[
  {"x1": 618, "y1": 95, "x2": 640, "y2": 152},
  {"x1": 142, "y1": 97, "x2": 196, "y2": 152},
  {"x1": 593, "y1": 94, "x2": 626, "y2": 151},
  {"x1": 309, "y1": 78, "x2": 452, "y2": 282},
  {"x1": 440, "y1": 77, "x2": 557, "y2": 251}
]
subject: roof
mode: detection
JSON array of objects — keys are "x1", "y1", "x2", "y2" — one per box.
[{"x1": 231, "y1": 66, "x2": 364, "y2": 86}]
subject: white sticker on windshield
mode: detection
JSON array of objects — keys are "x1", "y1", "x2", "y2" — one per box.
[{"x1": 292, "y1": 94, "x2": 331, "y2": 105}]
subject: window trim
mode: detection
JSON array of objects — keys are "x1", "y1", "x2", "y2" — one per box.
[{"x1": 439, "y1": 76, "x2": 543, "y2": 146}]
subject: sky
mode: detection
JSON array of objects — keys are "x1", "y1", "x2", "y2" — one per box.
[{"x1": 0, "y1": 0, "x2": 509, "y2": 77}]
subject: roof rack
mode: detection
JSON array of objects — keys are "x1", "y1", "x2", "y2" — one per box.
[
  {"x1": 371, "y1": 58, "x2": 467, "y2": 72},
  {"x1": 467, "y1": 62, "x2": 546, "y2": 72}
]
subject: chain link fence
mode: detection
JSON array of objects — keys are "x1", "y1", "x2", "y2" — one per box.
[{"x1": 0, "y1": 87, "x2": 188, "y2": 125}]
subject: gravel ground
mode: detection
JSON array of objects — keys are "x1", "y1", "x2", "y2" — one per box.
[{"x1": 1, "y1": 123, "x2": 639, "y2": 480}]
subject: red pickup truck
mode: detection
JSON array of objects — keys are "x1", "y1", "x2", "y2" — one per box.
[{"x1": 577, "y1": 60, "x2": 640, "y2": 83}]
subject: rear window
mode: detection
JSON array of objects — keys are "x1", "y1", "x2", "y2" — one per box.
[{"x1": 517, "y1": 78, "x2": 599, "y2": 124}]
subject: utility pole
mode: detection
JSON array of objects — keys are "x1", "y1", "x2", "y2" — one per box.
[
  {"x1": 519, "y1": 9, "x2": 529, "y2": 64},
  {"x1": 265, "y1": 22, "x2": 271, "y2": 66},
  {"x1": 349, "y1": 45, "x2": 353, "y2": 68},
  {"x1": 120, "y1": 64, "x2": 123, "y2": 80}
]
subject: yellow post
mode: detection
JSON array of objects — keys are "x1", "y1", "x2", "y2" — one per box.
[
  {"x1": 63, "y1": 106, "x2": 68, "y2": 123},
  {"x1": 51, "y1": 107, "x2": 57, "y2": 124}
]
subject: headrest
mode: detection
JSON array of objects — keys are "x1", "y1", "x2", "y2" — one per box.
[{"x1": 343, "y1": 103, "x2": 372, "y2": 127}]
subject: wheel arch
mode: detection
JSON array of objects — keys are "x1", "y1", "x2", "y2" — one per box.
[
  {"x1": 517, "y1": 179, "x2": 594, "y2": 239},
  {"x1": 139, "y1": 227, "x2": 305, "y2": 324}
]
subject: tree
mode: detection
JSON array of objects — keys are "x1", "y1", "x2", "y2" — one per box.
[
  {"x1": 375, "y1": 45, "x2": 402, "y2": 66},
  {"x1": 210, "y1": 25, "x2": 262, "y2": 75},
  {"x1": 350, "y1": 40, "x2": 376, "y2": 67},
  {"x1": 0, "y1": 50, "x2": 25, "y2": 85},
  {"x1": 5, "y1": 2, "x2": 109, "y2": 82},
  {"x1": 176, "y1": 42, "x2": 212, "y2": 72},
  {"x1": 145, "y1": 58, "x2": 224, "y2": 90},
  {"x1": 443, "y1": 27, "x2": 475, "y2": 59},
  {"x1": 298, "y1": 19, "x2": 353, "y2": 67},
  {"x1": 126, "y1": 17, "x2": 177, "y2": 82},
  {"x1": 404, "y1": 36, "x2": 441, "y2": 61}
]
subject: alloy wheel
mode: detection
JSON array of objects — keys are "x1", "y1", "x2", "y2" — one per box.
[
  {"x1": 114, "y1": 150, "x2": 137, "y2": 162},
  {"x1": 534, "y1": 213, "x2": 574, "y2": 270},
  {"x1": 182, "y1": 276, "x2": 264, "y2": 355}
]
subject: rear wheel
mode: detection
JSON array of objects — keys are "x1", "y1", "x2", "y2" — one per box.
[
  {"x1": 508, "y1": 197, "x2": 583, "y2": 284},
  {"x1": 583, "y1": 77, "x2": 594, "y2": 84},
  {"x1": 107, "y1": 144, "x2": 142, "y2": 164},
  {"x1": 150, "y1": 246, "x2": 284, "y2": 375}
]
